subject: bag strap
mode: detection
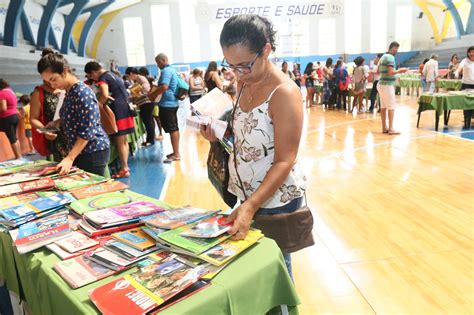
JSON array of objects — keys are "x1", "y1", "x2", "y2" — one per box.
[
  {"x1": 37, "y1": 86, "x2": 46, "y2": 124},
  {"x1": 231, "y1": 83, "x2": 248, "y2": 201}
]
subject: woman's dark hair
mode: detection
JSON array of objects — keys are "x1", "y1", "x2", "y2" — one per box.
[
  {"x1": 125, "y1": 67, "x2": 139, "y2": 75},
  {"x1": 423, "y1": 58, "x2": 430, "y2": 64},
  {"x1": 41, "y1": 48, "x2": 55, "y2": 58},
  {"x1": 335, "y1": 59, "x2": 343, "y2": 68},
  {"x1": 220, "y1": 14, "x2": 277, "y2": 54},
  {"x1": 84, "y1": 61, "x2": 102, "y2": 74},
  {"x1": 377, "y1": 53, "x2": 384, "y2": 58},
  {"x1": 138, "y1": 67, "x2": 149, "y2": 76},
  {"x1": 205, "y1": 61, "x2": 218, "y2": 80},
  {"x1": 451, "y1": 54, "x2": 458, "y2": 62},
  {"x1": 388, "y1": 41, "x2": 400, "y2": 50},
  {"x1": 37, "y1": 52, "x2": 70, "y2": 74},
  {"x1": 0, "y1": 79, "x2": 10, "y2": 89},
  {"x1": 467, "y1": 46, "x2": 474, "y2": 57},
  {"x1": 192, "y1": 68, "x2": 201, "y2": 76},
  {"x1": 354, "y1": 56, "x2": 365, "y2": 67},
  {"x1": 19, "y1": 95, "x2": 30, "y2": 105},
  {"x1": 326, "y1": 58, "x2": 333, "y2": 67},
  {"x1": 282, "y1": 61, "x2": 288, "y2": 67},
  {"x1": 303, "y1": 62, "x2": 313, "y2": 75}
]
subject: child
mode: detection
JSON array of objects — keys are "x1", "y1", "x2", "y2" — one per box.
[{"x1": 18, "y1": 94, "x2": 35, "y2": 155}]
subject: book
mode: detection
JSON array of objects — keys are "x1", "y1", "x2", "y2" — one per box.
[
  {"x1": 86, "y1": 248, "x2": 143, "y2": 271},
  {"x1": 69, "y1": 190, "x2": 167, "y2": 216},
  {"x1": 103, "y1": 239, "x2": 158, "y2": 260},
  {"x1": 0, "y1": 178, "x2": 55, "y2": 197},
  {"x1": 141, "y1": 225, "x2": 167, "y2": 241},
  {"x1": 0, "y1": 160, "x2": 54, "y2": 176},
  {"x1": 47, "y1": 234, "x2": 110, "y2": 260},
  {"x1": 9, "y1": 211, "x2": 70, "y2": 254},
  {"x1": 54, "y1": 172, "x2": 107, "y2": 191},
  {"x1": 54, "y1": 231, "x2": 99, "y2": 253},
  {"x1": 0, "y1": 191, "x2": 59, "y2": 211},
  {"x1": 68, "y1": 181, "x2": 128, "y2": 200},
  {"x1": 53, "y1": 254, "x2": 116, "y2": 289},
  {"x1": 78, "y1": 219, "x2": 142, "y2": 237},
  {"x1": 88, "y1": 255, "x2": 208, "y2": 314},
  {"x1": 143, "y1": 207, "x2": 221, "y2": 230},
  {"x1": 112, "y1": 228, "x2": 156, "y2": 251},
  {"x1": 179, "y1": 215, "x2": 231, "y2": 238},
  {"x1": 158, "y1": 227, "x2": 231, "y2": 254},
  {"x1": 84, "y1": 201, "x2": 165, "y2": 228},
  {"x1": 199, "y1": 229, "x2": 263, "y2": 266}
]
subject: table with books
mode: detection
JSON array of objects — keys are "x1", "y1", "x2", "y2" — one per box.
[
  {"x1": 435, "y1": 79, "x2": 462, "y2": 90},
  {"x1": 0, "y1": 160, "x2": 300, "y2": 315},
  {"x1": 417, "y1": 91, "x2": 474, "y2": 130}
]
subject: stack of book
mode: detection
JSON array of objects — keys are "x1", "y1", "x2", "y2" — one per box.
[
  {"x1": 54, "y1": 172, "x2": 107, "y2": 191},
  {"x1": 46, "y1": 231, "x2": 102, "y2": 260}
]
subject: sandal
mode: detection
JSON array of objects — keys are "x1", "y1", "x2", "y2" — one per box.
[
  {"x1": 163, "y1": 155, "x2": 181, "y2": 163},
  {"x1": 156, "y1": 135, "x2": 164, "y2": 141},
  {"x1": 383, "y1": 129, "x2": 389, "y2": 134},
  {"x1": 141, "y1": 142, "x2": 154, "y2": 147},
  {"x1": 112, "y1": 169, "x2": 130, "y2": 178},
  {"x1": 388, "y1": 130, "x2": 401, "y2": 135}
]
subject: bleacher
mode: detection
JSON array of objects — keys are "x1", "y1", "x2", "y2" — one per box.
[{"x1": 0, "y1": 44, "x2": 92, "y2": 95}]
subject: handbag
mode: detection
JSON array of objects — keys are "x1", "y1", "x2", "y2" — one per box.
[
  {"x1": 31, "y1": 86, "x2": 50, "y2": 157},
  {"x1": 338, "y1": 67, "x2": 349, "y2": 91},
  {"x1": 206, "y1": 85, "x2": 245, "y2": 207},
  {"x1": 99, "y1": 98, "x2": 118, "y2": 135},
  {"x1": 231, "y1": 84, "x2": 314, "y2": 254}
]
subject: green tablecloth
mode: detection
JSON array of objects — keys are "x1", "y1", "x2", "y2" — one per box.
[
  {"x1": 399, "y1": 78, "x2": 422, "y2": 88},
  {"x1": 0, "y1": 234, "x2": 299, "y2": 315},
  {"x1": 108, "y1": 113, "x2": 145, "y2": 165},
  {"x1": 435, "y1": 79, "x2": 462, "y2": 90},
  {"x1": 417, "y1": 93, "x2": 474, "y2": 114}
]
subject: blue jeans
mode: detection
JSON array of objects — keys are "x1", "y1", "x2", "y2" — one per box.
[
  {"x1": 258, "y1": 197, "x2": 304, "y2": 281},
  {"x1": 421, "y1": 77, "x2": 428, "y2": 92}
]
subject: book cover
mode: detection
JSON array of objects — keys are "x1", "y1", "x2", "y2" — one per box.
[
  {"x1": 13, "y1": 211, "x2": 70, "y2": 245},
  {"x1": 199, "y1": 229, "x2": 263, "y2": 266},
  {"x1": 28, "y1": 192, "x2": 74, "y2": 211},
  {"x1": 143, "y1": 207, "x2": 220, "y2": 230},
  {"x1": 53, "y1": 254, "x2": 115, "y2": 289},
  {"x1": 54, "y1": 231, "x2": 99, "y2": 253},
  {"x1": 86, "y1": 248, "x2": 141, "y2": 271},
  {"x1": 10, "y1": 227, "x2": 70, "y2": 254},
  {"x1": 112, "y1": 228, "x2": 156, "y2": 251},
  {"x1": 0, "y1": 160, "x2": 55, "y2": 176},
  {"x1": 0, "y1": 178, "x2": 55, "y2": 197},
  {"x1": 141, "y1": 225, "x2": 167, "y2": 241},
  {"x1": 54, "y1": 172, "x2": 107, "y2": 191},
  {"x1": 88, "y1": 255, "x2": 207, "y2": 314},
  {"x1": 0, "y1": 191, "x2": 58, "y2": 211},
  {"x1": 84, "y1": 201, "x2": 165, "y2": 227},
  {"x1": 78, "y1": 219, "x2": 142, "y2": 237},
  {"x1": 69, "y1": 181, "x2": 128, "y2": 200},
  {"x1": 180, "y1": 215, "x2": 231, "y2": 238},
  {"x1": 47, "y1": 234, "x2": 110, "y2": 260},
  {"x1": 159, "y1": 227, "x2": 231, "y2": 254},
  {"x1": 103, "y1": 239, "x2": 158, "y2": 260}
]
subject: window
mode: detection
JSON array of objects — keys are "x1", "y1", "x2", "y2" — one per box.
[
  {"x1": 179, "y1": 0, "x2": 200, "y2": 62},
  {"x1": 345, "y1": 0, "x2": 361, "y2": 54},
  {"x1": 122, "y1": 17, "x2": 146, "y2": 66},
  {"x1": 319, "y1": 18, "x2": 336, "y2": 55},
  {"x1": 370, "y1": 0, "x2": 387, "y2": 53},
  {"x1": 151, "y1": 4, "x2": 173, "y2": 61},
  {"x1": 275, "y1": 18, "x2": 309, "y2": 57},
  {"x1": 395, "y1": 5, "x2": 412, "y2": 51}
]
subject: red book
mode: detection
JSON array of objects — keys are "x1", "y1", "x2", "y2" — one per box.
[
  {"x1": 0, "y1": 178, "x2": 55, "y2": 197},
  {"x1": 79, "y1": 219, "x2": 143, "y2": 237}
]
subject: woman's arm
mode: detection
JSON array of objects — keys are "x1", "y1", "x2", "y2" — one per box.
[
  {"x1": 30, "y1": 88, "x2": 57, "y2": 140},
  {"x1": 56, "y1": 137, "x2": 88, "y2": 175},
  {"x1": 189, "y1": 77, "x2": 198, "y2": 91},
  {"x1": 97, "y1": 83, "x2": 110, "y2": 105},
  {"x1": 212, "y1": 72, "x2": 224, "y2": 90},
  {"x1": 0, "y1": 99, "x2": 6, "y2": 113},
  {"x1": 226, "y1": 82, "x2": 303, "y2": 239}
]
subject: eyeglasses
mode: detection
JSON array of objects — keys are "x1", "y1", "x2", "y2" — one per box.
[{"x1": 221, "y1": 53, "x2": 260, "y2": 74}]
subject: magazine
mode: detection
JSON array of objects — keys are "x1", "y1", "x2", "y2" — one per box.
[
  {"x1": 0, "y1": 191, "x2": 58, "y2": 211},
  {"x1": 141, "y1": 225, "x2": 167, "y2": 241},
  {"x1": 0, "y1": 178, "x2": 55, "y2": 197},
  {"x1": 54, "y1": 231, "x2": 99, "y2": 253},
  {"x1": 53, "y1": 253, "x2": 116, "y2": 289},
  {"x1": 78, "y1": 219, "x2": 142, "y2": 237},
  {"x1": 179, "y1": 215, "x2": 231, "y2": 238},
  {"x1": 103, "y1": 239, "x2": 158, "y2": 260},
  {"x1": 199, "y1": 229, "x2": 263, "y2": 266},
  {"x1": 47, "y1": 234, "x2": 110, "y2": 260},
  {"x1": 159, "y1": 227, "x2": 231, "y2": 254},
  {"x1": 0, "y1": 160, "x2": 54, "y2": 176},
  {"x1": 84, "y1": 201, "x2": 165, "y2": 228},
  {"x1": 54, "y1": 172, "x2": 107, "y2": 191},
  {"x1": 68, "y1": 180, "x2": 128, "y2": 200},
  {"x1": 143, "y1": 207, "x2": 221, "y2": 230},
  {"x1": 88, "y1": 255, "x2": 208, "y2": 314},
  {"x1": 86, "y1": 248, "x2": 143, "y2": 271},
  {"x1": 112, "y1": 228, "x2": 156, "y2": 251}
]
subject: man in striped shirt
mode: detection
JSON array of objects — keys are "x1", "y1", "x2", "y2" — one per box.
[{"x1": 377, "y1": 41, "x2": 408, "y2": 135}]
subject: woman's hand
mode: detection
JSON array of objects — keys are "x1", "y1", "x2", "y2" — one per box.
[
  {"x1": 44, "y1": 132, "x2": 58, "y2": 141},
  {"x1": 199, "y1": 123, "x2": 217, "y2": 142},
  {"x1": 45, "y1": 120, "x2": 61, "y2": 129},
  {"x1": 56, "y1": 156, "x2": 74, "y2": 175},
  {"x1": 224, "y1": 202, "x2": 255, "y2": 240}
]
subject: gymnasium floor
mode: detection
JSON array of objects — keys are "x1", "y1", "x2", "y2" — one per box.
[{"x1": 124, "y1": 92, "x2": 473, "y2": 314}]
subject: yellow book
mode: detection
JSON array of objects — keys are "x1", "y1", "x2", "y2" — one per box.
[{"x1": 112, "y1": 228, "x2": 156, "y2": 251}]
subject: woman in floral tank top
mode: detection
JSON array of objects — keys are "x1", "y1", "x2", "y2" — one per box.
[{"x1": 200, "y1": 14, "x2": 306, "y2": 278}]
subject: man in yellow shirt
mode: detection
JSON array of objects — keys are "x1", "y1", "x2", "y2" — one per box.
[{"x1": 19, "y1": 95, "x2": 35, "y2": 155}]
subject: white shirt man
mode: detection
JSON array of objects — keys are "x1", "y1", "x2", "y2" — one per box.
[
  {"x1": 455, "y1": 57, "x2": 474, "y2": 85},
  {"x1": 423, "y1": 54, "x2": 439, "y2": 93}
]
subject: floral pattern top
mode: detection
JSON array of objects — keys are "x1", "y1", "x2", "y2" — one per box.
[
  {"x1": 60, "y1": 81, "x2": 110, "y2": 154},
  {"x1": 228, "y1": 84, "x2": 307, "y2": 208}
]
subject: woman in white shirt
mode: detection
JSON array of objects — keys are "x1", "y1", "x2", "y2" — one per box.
[
  {"x1": 188, "y1": 68, "x2": 206, "y2": 104},
  {"x1": 454, "y1": 46, "x2": 474, "y2": 128}
]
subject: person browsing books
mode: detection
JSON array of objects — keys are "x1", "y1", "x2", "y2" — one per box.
[
  {"x1": 200, "y1": 14, "x2": 307, "y2": 278},
  {"x1": 37, "y1": 52, "x2": 110, "y2": 176}
]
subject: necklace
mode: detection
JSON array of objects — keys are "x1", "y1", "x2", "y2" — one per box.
[{"x1": 244, "y1": 67, "x2": 273, "y2": 103}]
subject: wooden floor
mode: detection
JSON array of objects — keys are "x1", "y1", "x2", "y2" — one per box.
[{"x1": 163, "y1": 94, "x2": 474, "y2": 314}]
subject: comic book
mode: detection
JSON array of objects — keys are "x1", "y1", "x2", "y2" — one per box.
[{"x1": 143, "y1": 207, "x2": 221, "y2": 230}]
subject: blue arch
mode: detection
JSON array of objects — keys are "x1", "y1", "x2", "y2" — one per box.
[
  {"x1": 3, "y1": 0, "x2": 26, "y2": 46},
  {"x1": 60, "y1": 0, "x2": 88, "y2": 54},
  {"x1": 78, "y1": 1, "x2": 114, "y2": 57},
  {"x1": 442, "y1": 0, "x2": 465, "y2": 37},
  {"x1": 37, "y1": 0, "x2": 61, "y2": 50},
  {"x1": 466, "y1": 0, "x2": 474, "y2": 35},
  {"x1": 20, "y1": 10, "x2": 35, "y2": 46}
]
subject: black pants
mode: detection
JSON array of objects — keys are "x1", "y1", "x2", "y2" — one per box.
[
  {"x1": 369, "y1": 80, "x2": 379, "y2": 111},
  {"x1": 0, "y1": 114, "x2": 19, "y2": 144},
  {"x1": 74, "y1": 148, "x2": 110, "y2": 176},
  {"x1": 189, "y1": 94, "x2": 203, "y2": 104},
  {"x1": 139, "y1": 102, "x2": 155, "y2": 144},
  {"x1": 335, "y1": 87, "x2": 348, "y2": 110},
  {"x1": 462, "y1": 83, "x2": 474, "y2": 128}
]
